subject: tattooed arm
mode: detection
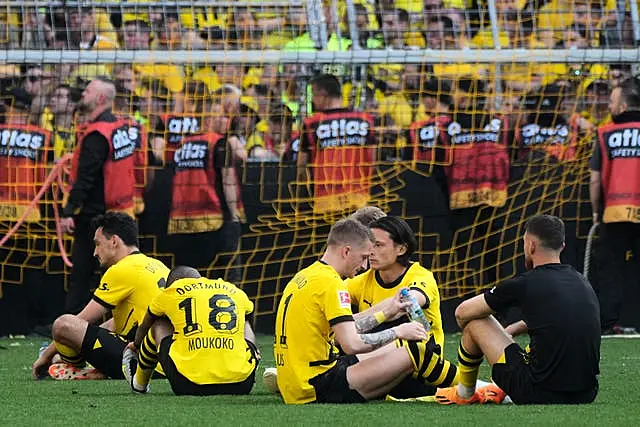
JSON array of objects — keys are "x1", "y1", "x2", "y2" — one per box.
[
  {"x1": 333, "y1": 321, "x2": 428, "y2": 355},
  {"x1": 352, "y1": 288, "x2": 413, "y2": 333}
]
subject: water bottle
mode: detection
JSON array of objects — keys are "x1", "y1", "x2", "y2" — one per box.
[{"x1": 400, "y1": 289, "x2": 431, "y2": 332}]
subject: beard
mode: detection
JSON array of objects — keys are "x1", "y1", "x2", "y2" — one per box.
[
  {"x1": 525, "y1": 255, "x2": 533, "y2": 271},
  {"x1": 76, "y1": 98, "x2": 95, "y2": 114}
]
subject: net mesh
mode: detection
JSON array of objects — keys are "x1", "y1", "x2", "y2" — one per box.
[{"x1": 0, "y1": 1, "x2": 637, "y2": 320}]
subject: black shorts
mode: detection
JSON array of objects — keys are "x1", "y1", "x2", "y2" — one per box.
[
  {"x1": 492, "y1": 343, "x2": 598, "y2": 404},
  {"x1": 158, "y1": 337, "x2": 257, "y2": 396},
  {"x1": 309, "y1": 355, "x2": 366, "y2": 404},
  {"x1": 81, "y1": 324, "x2": 128, "y2": 379}
]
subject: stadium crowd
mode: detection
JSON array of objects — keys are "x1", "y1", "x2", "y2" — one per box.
[{"x1": 0, "y1": 1, "x2": 638, "y2": 345}]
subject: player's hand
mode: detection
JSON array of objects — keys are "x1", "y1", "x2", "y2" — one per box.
[
  {"x1": 384, "y1": 288, "x2": 412, "y2": 320},
  {"x1": 394, "y1": 321, "x2": 428, "y2": 341},
  {"x1": 125, "y1": 342, "x2": 138, "y2": 354},
  {"x1": 32, "y1": 355, "x2": 51, "y2": 380},
  {"x1": 60, "y1": 217, "x2": 75, "y2": 234}
]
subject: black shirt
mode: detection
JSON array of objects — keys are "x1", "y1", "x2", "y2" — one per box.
[
  {"x1": 484, "y1": 263, "x2": 600, "y2": 393},
  {"x1": 213, "y1": 136, "x2": 240, "y2": 221},
  {"x1": 590, "y1": 111, "x2": 640, "y2": 171},
  {"x1": 62, "y1": 110, "x2": 117, "y2": 217}
]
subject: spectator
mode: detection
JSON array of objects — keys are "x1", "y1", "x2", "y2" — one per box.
[
  {"x1": 122, "y1": 16, "x2": 151, "y2": 50},
  {"x1": 589, "y1": 76, "x2": 640, "y2": 335},
  {"x1": 44, "y1": 84, "x2": 81, "y2": 162}
]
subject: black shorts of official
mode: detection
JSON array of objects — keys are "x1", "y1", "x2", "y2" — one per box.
[
  {"x1": 308, "y1": 355, "x2": 366, "y2": 404},
  {"x1": 492, "y1": 343, "x2": 598, "y2": 405},
  {"x1": 81, "y1": 324, "x2": 128, "y2": 379},
  {"x1": 158, "y1": 337, "x2": 258, "y2": 396}
]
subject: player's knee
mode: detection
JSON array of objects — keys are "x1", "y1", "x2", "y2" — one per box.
[{"x1": 52, "y1": 314, "x2": 78, "y2": 340}]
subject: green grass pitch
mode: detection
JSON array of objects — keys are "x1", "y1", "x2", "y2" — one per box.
[{"x1": 1, "y1": 334, "x2": 638, "y2": 426}]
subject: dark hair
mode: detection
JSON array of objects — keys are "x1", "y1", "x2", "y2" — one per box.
[
  {"x1": 369, "y1": 216, "x2": 417, "y2": 266},
  {"x1": 91, "y1": 212, "x2": 139, "y2": 247},
  {"x1": 618, "y1": 77, "x2": 640, "y2": 110},
  {"x1": 327, "y1": 218, "x2": 374, "y2": 248},
  {"x1": 310, "y1": 74, "x2": 342, "y2": 99},
  {"x1": 524, "y1": 215, "x2": 565, "y2": 251},
  {"x1": 422, "y1": 78, "x2": 452, "y2": 107},
  {"x1": 396, "y1": 8, "x2": 409, "y2": 23},
  {"x1": 349, "y1": 206, "x2": 387, "y2": 227},
  {"x1": 427, "y1": 15, "x2": 454, "y2": 32},
  {"x1": 166, "y1": 265, "x2": 201, "y2": 287}
]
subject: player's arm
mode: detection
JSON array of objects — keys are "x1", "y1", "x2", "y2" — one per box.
[
  {"x1": 333, "y1": 319, "x2": 428, "y2": 354},
  {"x1": 133, "y1": 309, "x2": 161, "y2": 350},
  {"x1": 296, "y1": 123, "x2": 310, "y2": 181},
  {"x1": 505, "y1": 320, "x2": 528, "y2": 338},
  {"x1": 458, "y1": 276, "x2": 524, "y2": 329},
  {"x1": 352, "y1": 288, "x2": 411, "y2": 333}
]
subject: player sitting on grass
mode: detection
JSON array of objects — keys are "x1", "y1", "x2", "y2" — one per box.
[
  {"x1": 32, "y1": 212, "x2": 170, "y2": 380},
  {"x1": 273, "y1": 218, "x2": 498, "y2": 404},
  {"x1": 345, "y1": 216, "x2": 454, "y2": 398},
  {"x1": 435, "y1": 215, "x2": 601, "y2": 405},
  {"x1": 122, "y1": 266, "x2": 259, "y2": 395}
]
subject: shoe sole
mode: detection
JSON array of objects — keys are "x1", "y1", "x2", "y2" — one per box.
[{"x1": 48, "y1": 363, "x2": 105, "y2": 380}]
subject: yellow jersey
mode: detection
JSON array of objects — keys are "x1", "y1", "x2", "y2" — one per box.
[
  {"x1": 149, "y1": 278, "x2": 256, "y2": 385},
  {"x1": 93, "y1": 252, "x2": 169, "y2": 339},
  {"x1": 345, "y1": 262, "x2": 444, "y2": 349},
  {"x1": 274, "y1": 261, "x2": 354, "y2": 404}
]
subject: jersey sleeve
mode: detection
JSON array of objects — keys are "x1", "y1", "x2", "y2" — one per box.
[
  {"x1": 409, "y1": 270, "x2": 439, "y2": 309},
  {"x1": 148, "y1": 289, "x2": 169, "y2": 318},
  {"x1": 93, "y1": 266, "x2": 132, "y2": 309},
  {"x1": 238, "y1": 288, "x2": 254, "y2": 315},
  {"x1": 345, "y1": 276, "x2": 363, "y2": 309},
  {"x1": 322, "y1": 279, "x2": 354, "y2": 327},
  {"x1": 484, "y1": 275, "x2": 525, "y2": 312}
]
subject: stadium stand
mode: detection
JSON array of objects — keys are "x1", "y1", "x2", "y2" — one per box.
[{"x1": 1, "y1": 0, "x2": 640, "y2": 335}]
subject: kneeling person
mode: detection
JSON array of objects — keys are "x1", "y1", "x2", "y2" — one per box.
[
  {"x1": 124, "y1": 266, "x2": 259, "y2": 395},
  {"x1": 32, "y1": 212, "x2": 170, "y2": 380}
]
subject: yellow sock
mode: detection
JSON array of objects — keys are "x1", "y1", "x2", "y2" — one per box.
[
  {"x1": 54, "y1": 341, "x2": 84, "y2": 366},
  {"x1": 456, "y1": 342, "x2": 483, "y2": 398},
  {"x1": 135, "y1": 332, "x2": 158, "y2": 387}
]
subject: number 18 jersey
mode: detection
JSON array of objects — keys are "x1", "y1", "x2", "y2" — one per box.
[{"x1": 148, "y1": 277, "x2": 256, "y2": 385}]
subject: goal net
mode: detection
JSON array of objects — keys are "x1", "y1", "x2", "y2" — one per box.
[{"x1": 0, "y1": 0, "x2": 638, "y2": 327}]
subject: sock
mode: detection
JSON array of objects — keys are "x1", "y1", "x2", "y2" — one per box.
[
  {"x1": 136, "y1": 332, "x2": 158, "y2": 389},
  {"x1": 396, "y1": 339, "x2": 458, "y2": 387},
  {"x1": 456, "y1": 342, "x2": 483, "y2": 399},
  {"x1": 54, "y1": 341, "x2": 85, "y2": 367}
]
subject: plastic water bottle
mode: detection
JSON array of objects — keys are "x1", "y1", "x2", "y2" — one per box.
[{"x1": 400, "y1": 289, "x2": 431, "y2": 332}]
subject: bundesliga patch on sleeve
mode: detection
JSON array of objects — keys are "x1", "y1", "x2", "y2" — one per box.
[{"x1": 338, "y1": 290, "x2": 351, "y2": 308}]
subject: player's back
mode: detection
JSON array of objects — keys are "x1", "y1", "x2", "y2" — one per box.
[
  {"x1": 274, "y1": 261, "x2": 353, "y2": 404},
  {"x1": 94, "y1": 252, "x2": 169, "y2": 338},
  {"x1": 152, "y1": 277, "x2": 256, "y2": 384},
  {"x1": 516, "y1": 264, "x2": 600, "y2": 392}
]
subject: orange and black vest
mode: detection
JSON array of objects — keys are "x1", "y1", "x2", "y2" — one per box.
[
  {"x1": 159, "y1": 113, "x2": 202, "y2": 164},
  {"x1": 301, "y1": 110, "x2": 376, "y2": 214},
  {"x1": 168, "y1": 132, "x2": 245, "y2": 234},
  {"x1": 281, "y1": 131, "x2": 301, "y2": 163},
  {"x1": 517, "y1": 115, "x2": 580, "y2": 162},
  {"x1": 445, "y1": 113, "x2": 510, "y2": 210},
  {"x1": 409, "y1": 115, "x2": 453, "y2": 170},
  {"x1": 0, "y1": 124, "x2": 51, "y2": 222},
  {"x1": 597, "y1": 121, "x2": 640, "y2": 223},
  {"x1": 71, "y1": 119, "x2": 147, "y2": 217}
]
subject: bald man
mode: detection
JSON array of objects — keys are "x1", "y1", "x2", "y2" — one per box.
[{"x1": 60, "y1": 78, "x2": 145, "y2": 314}]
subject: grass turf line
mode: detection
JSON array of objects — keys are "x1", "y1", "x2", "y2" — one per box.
[{"x1": 0, "y1": 334, "x2": 638, "y2": 426}]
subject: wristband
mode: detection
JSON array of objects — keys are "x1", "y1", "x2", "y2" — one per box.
[{"x1": 374, "y1": 311, "x2": 386, "y2": 324}]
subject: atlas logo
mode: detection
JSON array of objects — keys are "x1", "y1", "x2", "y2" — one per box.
[
  {"x1": 175, "y1": 141, "x2": 207, "y2": 163},
  {"x1": 112, "y1": 126, "x2": 139, "y2": 150},
  {"x1": 0, "y1": 129, "x2": 45, "y2": 150},
  {"x1": 316, "y1": 119, "x2": 369, "y2": 139},
  {"x1": 607, "y1": 128, "x2": 640, "y2": 148},
  {"x1": 168, "y1": 117, "x2": 199, "y2": 134},
  {"x1": 521, "y1": 124, "x2": 569, "y2": 144},
  {"x1": 419, "y1": 125, "x2": 438, "y2": 147}
]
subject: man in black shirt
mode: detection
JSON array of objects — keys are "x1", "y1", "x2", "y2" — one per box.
[
  {"x1": 436, "y1": 214, "x2": 601, "y2": 405},
  {"x1": 60, "y1": 78, "x2": 117, "y2": 314}
]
